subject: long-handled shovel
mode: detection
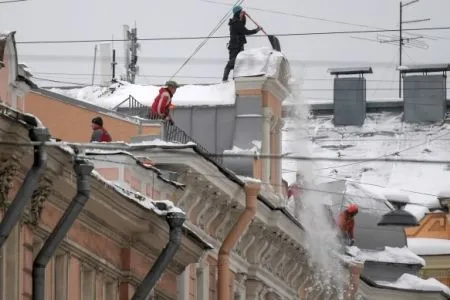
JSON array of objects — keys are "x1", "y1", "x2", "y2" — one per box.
[{"x1": 245, "y1": 12, "x2": 281, "y2": 51}]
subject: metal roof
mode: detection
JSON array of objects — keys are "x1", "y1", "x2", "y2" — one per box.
[
  {"x1": 328, "y1": 66, "x2": 373, "y2": 76},
  {"x1": 399, "y1": 64, "x2": 450, "y2": 74}
]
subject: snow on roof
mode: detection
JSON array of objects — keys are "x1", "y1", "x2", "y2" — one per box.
[
  {"x1": 408, "y1": 238, "x2": 450, "y2": 256},
  {"x1": 83, "y1": 149, "x2": 185, "y2": 188},
  {"x1": 376, "y1": 273, "x2": 450, "y2": 297},
  {"x1": 233, "y1": 47, "x2": 288, "y2": 79},
  {"x1": 403, "y1": 204, "x2": 429, "y2": 222},
  {"x1": 283, "y1": 112, "x2": 448, "y2": 209},
  {"x1": 91, "y1": 170, "x2": 184, "y2": 215},
  {"x1": 48, "y1": 80, "x2": 236, "y2": 109},
  {"x1": 347, "y1": 245, "x2": 426, "y2": 266}
]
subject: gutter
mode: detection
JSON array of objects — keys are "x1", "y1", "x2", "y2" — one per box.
[
  {"x1": 218, "y1": 182, "x2": 261, "y2": 300},
  {"x1": 0, "y1": 127, "x2": 50, "y2": 248},
  {"x1": 132, "y1": 211, "x2": 186, "y2": 300},
  {"x1": 32, "y1": 158, "x2": 94, "y2": 300}
]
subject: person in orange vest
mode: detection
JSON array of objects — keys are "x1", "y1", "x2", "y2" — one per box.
[{"x1": 338, "y1": 203, "x2": 359, "y2": 246}]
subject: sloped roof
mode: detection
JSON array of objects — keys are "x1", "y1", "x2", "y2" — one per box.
[{"x1": 283, "y1": 111, "x2": 449, "y2": 212}]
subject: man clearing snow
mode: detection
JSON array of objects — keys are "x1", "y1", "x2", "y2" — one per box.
[
  {"x1": 338, "y1": 203, "x2": 358, "y2": 246},
  {"x1": 222, "y1": 5, "x2": 262, "y2": 82},
  {"x1": 150, "y1": 80, "x2": 178, "y2": 124}
]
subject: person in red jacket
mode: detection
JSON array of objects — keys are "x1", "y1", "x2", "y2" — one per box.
[
  {"x1": 150, "y1": 80, "x2": 178, "y2": 124},
  {"x1": 338, "y1": 203, "x2": 358, "y2": 246},
  {"x1": 90, "y1": 116, "x2": 112, "y2": 142}
]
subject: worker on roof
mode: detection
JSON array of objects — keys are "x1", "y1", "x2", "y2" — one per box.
[
  {"x1": 338, "y1": 203, "x2": 359, "y2": 246},
  {"x1": 90, "y1": 116, "x2": 112, "y2": 143},
  {"x1": 150, "y1": 80, "x2": 178, "y2": 125},
  {"x1": 222, "y1": 5, "x2": 262, "y2": 82}
]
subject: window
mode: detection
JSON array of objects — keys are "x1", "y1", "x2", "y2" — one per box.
[
  {"x1": 103, "y1": 279, "x2": 118, "y2": 300},
  {"x1": 81, "y1": 267, "x2": 96, "y2": 300},
  {"x1": 54, "y1": 253, "x2": 68, "y2": 300}
]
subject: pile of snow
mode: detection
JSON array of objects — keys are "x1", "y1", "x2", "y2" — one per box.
[
  {"x1": 234, "y1": 47, "x2": 289, "y2": 79},
  {"x1": 223, "y1": 140, "x2": 261, "y2": 155},
  {"x1": 347, "y1": 246, "x2": 426, "y2": 266},
  {"x1": 49, "y1": 80, "x2": 236, "y2": 109},
  {"x1": 437, "y1": 189, "x2": 450, "y2": 199},
  {"x1": 382, "y1": 188, "x2": 410, "y2": 203},
  {"x1": 377, "y1": 273, "x2": 450, "y2": 296},
  {"x1": 408, "y1": 238, "x2": 450, "y2": 256},
  {"x1": 403, "y1": 204, "x2": 429, "y2": 222}
]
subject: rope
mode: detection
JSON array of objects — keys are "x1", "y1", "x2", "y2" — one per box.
[{"x1": 169, "y1": 0, "x2": 245, "y2": 80}]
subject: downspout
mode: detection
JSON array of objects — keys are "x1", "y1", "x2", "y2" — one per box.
[
  {"x1": 218, "y1": 182, "x2": 261, "y2": 300},
  {"x1": 32, "y1": 158, "x2": 93, "y2": 300},
  {"x1": 132, "y1": 211, "x2": 186, "y2": 300},
  {"x1": 0, "y1": 127, "x2": 50, "y2": 248}
]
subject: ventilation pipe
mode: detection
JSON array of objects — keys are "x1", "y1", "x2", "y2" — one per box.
[
  {"x1": 32, "y1": 158, "x2": 94, "y2": 300},
  {"x1": 218, "y1": 182, "x2": 261, "y2": 300},
  {"x1": 0, "y1": 127, "x2": 50, "y2": 248},
  {"x1": 132, "y1": 211, "x2": 186, "y2": 300}
]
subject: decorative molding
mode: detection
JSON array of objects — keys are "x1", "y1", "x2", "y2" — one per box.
[
  {"x1": 24, "y1": 177, "x2": 53, "y2": 228},
  {"x1": 0, "y1": 154, "x2": 20, "y2": 210}
]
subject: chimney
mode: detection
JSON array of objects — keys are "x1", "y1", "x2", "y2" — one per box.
[
  {"x1": 400, "y1": 64, "x2": 450, "y2": 123},
  {"x1": 98, "y1": 42, "x2": 113, "y2": 86},
  {"x1": 233, "y1": 48, "x2": 291, "y2": 197},
  {"x1": 328, "y1": 67, "x2": 373, "y2": 126}
]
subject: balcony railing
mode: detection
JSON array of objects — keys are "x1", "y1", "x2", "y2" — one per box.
[
  {"x1": 113, "y1": 95, "x2": 223, "y2": 166},
  {"x1": 113, "y1": 95, "x2": 148, "y2": 117}
]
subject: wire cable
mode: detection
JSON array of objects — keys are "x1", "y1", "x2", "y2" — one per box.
[
  {"x1": 14, "y1": 26, "x2": 450, "y2": 44},
  {"x1": 1, "y1": 140, "x2": 450, "y2": 165},
  {"x1": 169, "y1": 0, "x2": 244, "y2": 80}
]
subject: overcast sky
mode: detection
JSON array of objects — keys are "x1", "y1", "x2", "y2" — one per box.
[{"x1": 2, "y1": 0, "x2": 450, "y2": 101}]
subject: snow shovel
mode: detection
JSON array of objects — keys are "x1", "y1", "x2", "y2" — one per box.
[{"x1": 245, "y1": 12, "x2": 281, "y2": 51}]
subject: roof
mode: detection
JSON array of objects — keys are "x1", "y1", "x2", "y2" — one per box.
[
  {"x1": 78, "y1": 140, "x2": 304, "y2": 230},
  {"x1": 47, "y1": 80, "x2": 236, "y2": 109},
  {"x1": 408, "y1": 238, "x2": 450, "y2": 256},
  {"x1": 0, "y1": 104, "x2": 213, "y2": 250},
  {"x1": 361, "y1": 274, "x2": 450, "y2": 299},
  {"x1": 283, "y1": 112, "x2": 449, "y2": 212}
]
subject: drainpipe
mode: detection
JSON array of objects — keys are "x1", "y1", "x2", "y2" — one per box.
[
  {"x1": 218, "y1": 182, "x2": 261, "y2": 300},
  {"x1": 0, "y1": 127, "x2": 50, "y2": 248},
  {"x1": 32, "y1": 158, "x2": 94, "y2": 300},
  {"x1": 132, "y1": 211, "x2": 186, "y2": 300}
]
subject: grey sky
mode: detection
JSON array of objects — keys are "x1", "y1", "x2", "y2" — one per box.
[{"x1": 2, "y1": 0, "x2": 449, "y2": 101}]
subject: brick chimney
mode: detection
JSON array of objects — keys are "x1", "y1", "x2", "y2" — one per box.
[{"x1": 233, "y1": 49, "x2": 291, "y2": 196}]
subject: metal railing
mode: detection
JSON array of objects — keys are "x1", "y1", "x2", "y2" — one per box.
[
  {"x1": 112, "y1": 95, "x2": 223, "y2": 165},
  {"x1": 113, "y1": 95, "x2": 148, "y2": 117},
  {"x1": 163, "y1": 121, "x2": 223, "y2": 166}
]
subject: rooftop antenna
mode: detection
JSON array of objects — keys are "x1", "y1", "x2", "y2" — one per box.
[
  {"x1": 394, "y1": 0, "x2": 430, "y2": 98},
  {"x1": 349, "y1": 0, "x2": 430, "y2": 98}
]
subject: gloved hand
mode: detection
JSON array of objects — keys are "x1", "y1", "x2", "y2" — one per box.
[
  {"x1": 349, "y1": 239, "x2": 355, "y2": 246},
  {"x1": 257, "y1": 26, "x2": 263, "y2": 32}
]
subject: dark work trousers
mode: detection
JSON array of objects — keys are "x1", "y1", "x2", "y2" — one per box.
[{"x1": 222, "y1": 46, "x2": 244, "y2": 81}]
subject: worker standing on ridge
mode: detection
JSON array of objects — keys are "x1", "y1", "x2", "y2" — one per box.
[
  {"x1": 150, "y1": 80, "x2": 178, "y2": 125},
  {"x1": 222, "y1": 5, "x2": 262, "y2": 82},
  {"x1": 90, "y1": 116, "x2": 112, "y2": 142},
  {"x1": 338, "y1": 203, "x2": 359, "y2": 246}
]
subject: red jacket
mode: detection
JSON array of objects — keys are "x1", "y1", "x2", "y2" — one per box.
[
  {"x1": 338, "y1": 211, "x2": 355, "y2": 239},
  {"x1": 151, "y1": 88, "x2": 173, "y2": 117},
  {"x1": 91, "y1": 127, "x2": 112, "y2": 142}
]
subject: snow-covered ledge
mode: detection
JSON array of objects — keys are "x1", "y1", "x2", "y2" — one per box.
[{"x1": 233, "y1": 47, "x2": 292, "y2": 101}]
